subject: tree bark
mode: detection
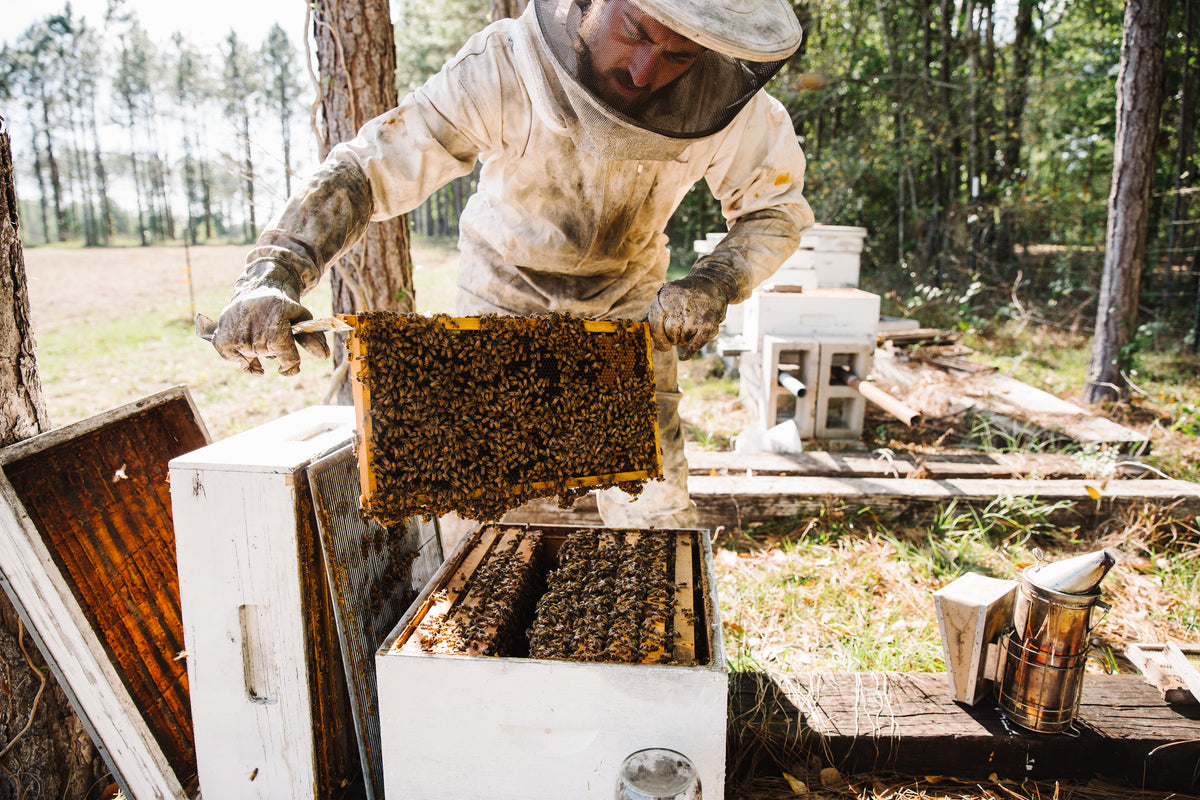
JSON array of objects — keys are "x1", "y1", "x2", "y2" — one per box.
[
  {"x1": 0, "y1": 117, "x2": 107, "y2": 800},
  {"x1": 994, "y1": 0, "x2": 1036, "y2": 266},
  {"x1": 313, "y1": 0, "x2": 413, "y2": 405},
  {"x1": 1084, "y1": 0, "x2": 1169, "y2": 403}
]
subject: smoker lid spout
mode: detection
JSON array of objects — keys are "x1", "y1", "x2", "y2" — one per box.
[{"x1": 1026, "y1": 547, "x2": 1121, "y2": 594}]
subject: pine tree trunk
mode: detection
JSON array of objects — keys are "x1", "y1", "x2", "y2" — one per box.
[
  {"x1": 1084, "y1": 0, "x2": 1169, "y2": 403},
  {"x1": 0, "y1": 118, "x2": 107, "y2": 800},
  {"x1": 313, "y1": 0, "x2": 413, "y2": 405}
]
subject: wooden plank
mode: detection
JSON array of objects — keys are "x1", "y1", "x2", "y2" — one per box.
[
  {"x1": 506, "y1": 476, "x2": 1200, "y2": 529},
  {"x1": 687, "y1": 476, "x2": 1200, "y2": 528},
  {"x1": 1164, "y1": 643, "x2": 1200, "y2": 703},
  {"x1": 672, "y1": 533, "x2": 696, "y2": 664},
  {"x1": 0, "y1": 387, "x2": 208, "y2": 799},
  {"x1": 731, "y1": 671, "x2": 1200, "y2": 792},
  {"x1": 870, "y1": 350, "x2": 1149, "y2": 452},
  {"x1": 684, "y1": 449, "x2": 1128, "y2": 479}
]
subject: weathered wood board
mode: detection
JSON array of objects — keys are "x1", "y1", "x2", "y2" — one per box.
[
  {"x1": 506, "y1": 475, "x2": 1200, "y2": 529},
  {"x1": 685, "y1": 449, "x2": 1135, "y2": 479},
  {"x1": 0, "y1": 386, "x2": 209, "y2": 800},
  {"x1": 730, "y1": 671, "x2": 1200, "y2": 792},
  {"x1": 870, "y1": 350, "x2": 1149, "y2": 452}
]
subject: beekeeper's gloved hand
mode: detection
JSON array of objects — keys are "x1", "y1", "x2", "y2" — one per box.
[
  {"x1": 211, "y1": 159, "x2": 372, "y2": 376},
  {"x1": 212, "y1": 258, "x2": 329, "y2": 376},
  {"x1": 648, "y1": 259, "x2": 741, "y2": 361}
]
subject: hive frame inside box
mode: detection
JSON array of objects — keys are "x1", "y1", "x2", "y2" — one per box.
[
  {"x1": 169, "y1": 405, "x2": 366, "y2": 799},
  {"x1": 375, "y1": 523, "x2": 728, "y2": 800}
]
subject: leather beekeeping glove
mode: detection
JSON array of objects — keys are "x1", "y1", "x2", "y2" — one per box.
[
  {"x1": 648, "y1": 260, "x2": 740, "y2": 361},
  {"x1": 648, "y1": 207, "x2": 807, "y2": 360},
  {"x1": 212, "y1": 160, "x2": 373, "y2": 375}
]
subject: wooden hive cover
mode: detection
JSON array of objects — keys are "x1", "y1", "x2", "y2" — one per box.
[
  {"x1": 0, "y1": 386, "x2": 210, "y2": 799},
  {"x1": 344, "y1": 313, "x2": 663, "y2": 524}
]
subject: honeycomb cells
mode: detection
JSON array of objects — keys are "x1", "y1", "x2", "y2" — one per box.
[{"x1": 410, "y1": 526, "x2": 690, "y2": 666}]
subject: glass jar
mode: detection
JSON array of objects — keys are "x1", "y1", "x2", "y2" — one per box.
[{"x1": 615, "y1": 748, "x2": 700, "y2": 800}]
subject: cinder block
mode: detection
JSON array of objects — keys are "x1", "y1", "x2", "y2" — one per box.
[
  {"x1": 759, "y1": 336, "x2": 819, "y2": 435},
  {"x1": 814, "y1": 341, "x2": 875, "y2": 440}
]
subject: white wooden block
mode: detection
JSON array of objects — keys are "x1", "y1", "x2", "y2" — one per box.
[
  {"x1": 800, "y1": 224, "x2": 868, "y2": 253},
  {"x1": 742, "y1": 288, "x2": 880, "y2": 353},
  {"x1": 760, "y1": 267, "x2": 819, "y2": 292},
  {"x1": 810, "y1": 251, "x2": 861, "y2": 288},
  {"x1": 376, "y1": 527, "x2": 728, "y2": 800},
  {"x1": 169, "y1": 406, "x2": 356, "y2": 800},
  {"x1": 934, "y1": 573, "x2": 1019, "y2": 705}
]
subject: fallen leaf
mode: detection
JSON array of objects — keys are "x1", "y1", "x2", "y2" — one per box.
[{"x1": 783, "y1": 772, "x2": 808, "y2": 794}]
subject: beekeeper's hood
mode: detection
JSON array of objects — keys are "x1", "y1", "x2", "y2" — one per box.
[{"x1": 523, "y1": 0, "x2": 802, "y2": 160}]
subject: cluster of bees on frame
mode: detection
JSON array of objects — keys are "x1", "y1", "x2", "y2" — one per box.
[
  {"x1": 361, "y1": 522, "x2": 421, "y2": 619},
  {"x1": 527, "y1": 529, "x2": 678, "y2": 664},
  {"x1": 354, "y1": 312, "x2": 659, "y2": 524},
  {"x1": 419, "y1": 530, "x2": 545, "y2": 656},
  {"x1": 417, "y1": 527, "x2": 686, "y2": 666}
]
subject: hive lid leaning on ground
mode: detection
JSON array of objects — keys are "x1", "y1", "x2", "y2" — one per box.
[{"x1": 343, "y1": 312, "x2": 663, "y2": 524}]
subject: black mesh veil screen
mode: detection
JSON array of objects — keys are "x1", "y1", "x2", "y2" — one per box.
[{"x1": 534, "y1": 0, "x2": 789, "y2": 141}]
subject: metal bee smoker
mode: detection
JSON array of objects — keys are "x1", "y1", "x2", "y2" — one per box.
[{"x1": 996, "y1": 547, "x2": 1120, "y2": 733}]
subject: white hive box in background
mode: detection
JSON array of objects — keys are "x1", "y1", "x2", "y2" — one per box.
[
  {"x1": 376, "y1": 524, "x2": 728, "y2": 800},
  {"x1": 169, "y1": 406, "x2": 361, "y2": 799},
  {"x1": 741, "y1": 288, "x2": 880, "y2": 353},
  {"x1": 934, "y1": 572, "x2": 1019, "y2": 705},
  {"x1": 802, "y1": 224, "x2": 869, "y2": 252}
]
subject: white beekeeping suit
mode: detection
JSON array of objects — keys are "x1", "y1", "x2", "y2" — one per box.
[{"x1": 213, "y1": 0, "x2": 815, "y2": 529}]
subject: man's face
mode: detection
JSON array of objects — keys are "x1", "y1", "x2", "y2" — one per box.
[{"x1": 578, "y1": 0, "x2": 704, "y2": 115}]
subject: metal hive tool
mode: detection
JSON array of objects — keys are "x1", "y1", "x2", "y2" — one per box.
[
  {"x1": 307, "y1": 443, "x2": 444, "y2": 800},
  {"x1": 342, "y1": 312, "x2": 663, "y2": 525}
]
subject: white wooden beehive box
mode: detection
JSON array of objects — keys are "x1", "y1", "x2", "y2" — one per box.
[
  {"x1": 169, "y1": 405, "x2": 362, "y2": 799},
  {"x1": 741, "y1": 287, "x2": 880, "y2": 354},
  {"x1": 375, "y1": 523, "x2": 728, "y2": 799}
]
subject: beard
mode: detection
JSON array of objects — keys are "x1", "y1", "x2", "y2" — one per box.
[{"x1": 576, "y1": 40, "x2": 656, "y2": 116}]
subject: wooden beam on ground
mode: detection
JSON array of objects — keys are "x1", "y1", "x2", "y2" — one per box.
[
  {"x1": 729, "y1": 671, "x2": 1200, "y2": 792},
  {"x1": 870, "y1": 351, "x2": 1149, "y2": 453},
  {"x1": 684, "y1": 449, "x2": 1143, "y2": 479},
  {"x1": 686, "y1": 475, "x2": 1200, "y2": 529},
  {"x1": 503, "y1": 476, "x2": 1200, "y2": 529}
]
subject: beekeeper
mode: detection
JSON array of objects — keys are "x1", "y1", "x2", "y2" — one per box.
[{"x1": 212, "y1": 0, "x2": 815, "y2": 528}]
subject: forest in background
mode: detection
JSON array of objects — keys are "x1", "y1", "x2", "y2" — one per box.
[{"x1": 2, "y1": 0, "x2": 1198, "y2": 346}]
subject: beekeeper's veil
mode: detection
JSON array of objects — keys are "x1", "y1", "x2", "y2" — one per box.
[{"x1": 524, "y1": 0, "x2": 803, "y2": 160}]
